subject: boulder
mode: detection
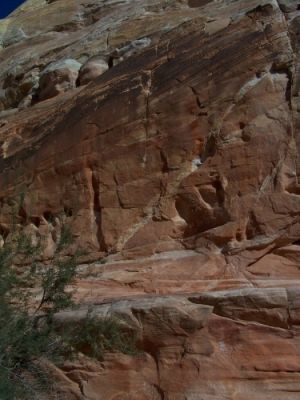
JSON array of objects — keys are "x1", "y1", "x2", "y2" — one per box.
[
  {"x1": 78, "y1": 58, "x2": 109, "y2": 85},
  {"x1": 38, "y1": 59, "x2": 81, "y2": 101}
]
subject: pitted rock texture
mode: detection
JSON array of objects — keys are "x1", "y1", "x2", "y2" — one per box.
[{"x1": 2, "y1": 0, "x2": 300, "y2": 399}]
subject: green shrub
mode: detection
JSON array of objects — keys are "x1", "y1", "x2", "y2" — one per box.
[
  {"x1": 0, "y1": 219, "x2": 136, "y2": 399},
  {"x1": 0, "y1": 223, "x2": 77, "y2": 399},
  {"x1": 71, "y1": 312, "x2": 138, "y2": 361}
]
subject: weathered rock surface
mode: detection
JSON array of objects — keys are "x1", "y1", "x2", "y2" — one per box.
[
  {"x1": 2, "y1": 0, "x2": 300, "y2": 398},
  {"x1": 52, "y1": 290, "x2": 300, "y2": 400},
  {"x1": 78, "y1": 58, "x2": 108, "y2": 86},
  {"x1": 38, "y1": 59, "x2": 82, "y2": 101}
]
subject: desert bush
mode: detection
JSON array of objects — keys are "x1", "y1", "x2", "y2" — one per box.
[
  {"x1": 70, "y1": 311, "x2": 137, "y2": 361},
  {"x1": 0, "y1": 217, "x2": 136, "y2": 399}
]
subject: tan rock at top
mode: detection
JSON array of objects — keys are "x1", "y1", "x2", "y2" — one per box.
[{"x1": 1, "y1": 0, "x2": 300, "y2": 399}]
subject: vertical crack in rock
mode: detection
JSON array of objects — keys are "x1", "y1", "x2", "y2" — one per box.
[
  {"x1": 142, "y1": 69, "x2": 153, "y2": 164},
  {"x1": 152, "y1": 383, "x2": 165, "y2": 400},
  {"x1": 106, "y1": 29, "x2": 110, "y2": 50},
  {"x1": 270, "y1": 63, "x2": 293, "y2": 109},
  {"x1": 91, "y1": 169, "x2": 106, "y2": 252},
  {"x1": 286, "y1": 290, "x2": 293, "y2": 330},
  {"x1": 151, "y1": 351, "x2": 164, "y2": 400}
]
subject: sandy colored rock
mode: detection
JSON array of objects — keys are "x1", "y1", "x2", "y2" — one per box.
[
  {"x1": 78, "y1": 58, "x2": 109, "y2": 85},
  {"x1": 53, "y1": 292, "x2": 300, "y2": 400},
  {"x1": 38, "y1": 59, "x2": 82, "y2": 100},
  {"x1": 1, "y1": 0, "x2": 300, "y2": 398}
]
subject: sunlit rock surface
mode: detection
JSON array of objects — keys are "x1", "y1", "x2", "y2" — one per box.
[{"x1": 1, "y1": 0, "x2": 300, "y2": 398}]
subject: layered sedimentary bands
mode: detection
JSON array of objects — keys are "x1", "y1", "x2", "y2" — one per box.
[{"x1": 2, "y1": 0, "x2": 300, "y2": 398}]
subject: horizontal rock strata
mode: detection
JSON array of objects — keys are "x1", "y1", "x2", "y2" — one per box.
[{"x1": 1, "y1": 0, "x2": 300, "y2": 398}]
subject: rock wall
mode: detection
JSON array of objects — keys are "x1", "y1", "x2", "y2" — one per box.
[{"x1": 1, "y1": 0, "x2": 300, "y2": 398}]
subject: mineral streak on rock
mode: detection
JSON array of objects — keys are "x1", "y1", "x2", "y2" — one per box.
[{"x1": 1, "y1": 0, "x2": 300, "y2": 398}]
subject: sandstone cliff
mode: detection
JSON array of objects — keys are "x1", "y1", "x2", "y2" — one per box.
[{"x1": 1, "y1": 0, "x2": 300, "y2": 398}]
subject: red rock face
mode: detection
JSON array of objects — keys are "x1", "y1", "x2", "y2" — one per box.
[{"x1": 1, "y1": 0, "x2": 300, "y2": 398}]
